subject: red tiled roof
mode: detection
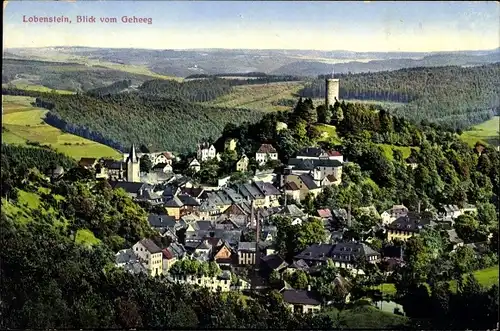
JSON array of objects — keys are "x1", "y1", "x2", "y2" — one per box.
[
  {"x1": 327, "y1": 150, "x2": 342, "y2": 157},
  {"x1": 162, "y1": 248, "x2": 174, "y2": 260},
  {"x1": 285, "y1": 182, "x2": 300, "y2": 191},
  {"x1": 317, "y1": 209, "x2": 332, "y2": 218},
  {"x1": 257, "y1": 144, "x2": 277, "y2": 154},
  {"x1": 163, "y1": 152, "x2": 174, "y2": 159}
]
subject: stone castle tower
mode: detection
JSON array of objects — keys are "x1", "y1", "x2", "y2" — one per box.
[
  {"x1": 325, "y1": 72, "x2": 340, "y2": 109},
  {"x1": 126, "y1": 144, "x2": 140, "y2": 183}
]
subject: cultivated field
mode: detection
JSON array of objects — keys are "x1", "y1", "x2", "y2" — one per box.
[
  {"x1": 2, "y1": 82, "x2": 75, "y2": 94},
  {"x1": 2, "y1": 95, "x2": 121, "y2": 160},
  {"x1": 461, "y1": 116, "x2": 500, "y2": 147},
  {"x1": 206, "y1": 81, "x2": 305, "y2": 112}
]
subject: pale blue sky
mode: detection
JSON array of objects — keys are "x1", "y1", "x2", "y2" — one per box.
[{"x1": 4, "y1": 1, "x2": 499, "y2": 51}]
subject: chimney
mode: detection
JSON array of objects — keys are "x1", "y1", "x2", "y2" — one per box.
[
  {"x1": 255, "y1": 209, "x2": 261, "y2": 269},
  {"x1": 307, "y1": 285, "x2": 311, "y2": 292},
  {"x1": 417, "y1": 201, "x2": 421, "y2": 214}
]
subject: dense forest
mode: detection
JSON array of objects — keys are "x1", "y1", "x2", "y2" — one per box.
[
  {"x1": 87, "y1": 79, "x2": 133, "y2": 97},
  {"x1": 2, "y1": 88, "x2": 262, "y2": 153},
  {"x1": 299, "y1": 64, "x2": 500, "y2": 130},
  {"x1": 138, "y1": 78, "x2": 234, "y2": 102}
]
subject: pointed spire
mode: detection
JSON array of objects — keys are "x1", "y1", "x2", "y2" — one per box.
[{"x1": 129, "y1": 143, "x2": 137, "y2": 163}]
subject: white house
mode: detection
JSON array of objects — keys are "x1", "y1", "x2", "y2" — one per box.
[
  {"x1": 132, "y1": 239, "x2": 164, "y2": 277},
  {"x1": 188, "y1": 158, "x2": 201, "y2": 173},
  {"x1": 256, "y1": 144, "x2": 278, "y2": 165},
  {"x1": 381, "y1": 204, "x2": 409, "y2": 226},
  {"x1": 197, "y1": 143, "x2": 217, "y2": 162}
]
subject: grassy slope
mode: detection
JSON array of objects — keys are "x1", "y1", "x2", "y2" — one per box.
[
  {"x1": 2, "y1": 188, "x2": 100, "y2": 246},
  {"x1": 322, "y1": 305, "x2": 408, "y2": 328},
  {"x1": 375, "y1": 266, "x2": 499, "y2": 296},
  {"x1": 314, "y1": 123, "x2": 342, "y2": 145},
  {"x1": 460, "y1": 116, "x2": 500, "y2": 147},
  {"x1": 377, "y1": 144, "x2": 418, "y2": 160},
  {"x1": 206, "y1": 81, "x2": 305, "y2": 112},
  {"x1": 2, "y1": 95, "x2": 122, "y2": 160}
]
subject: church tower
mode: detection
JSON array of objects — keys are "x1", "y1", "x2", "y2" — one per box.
[{"x1": 126, "y1": 144, "x2": 140, "y2": 182}]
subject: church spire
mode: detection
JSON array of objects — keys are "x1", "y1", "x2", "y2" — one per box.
[{"x1": 129, "y1": 143, "x2": 137, "y2": 163}]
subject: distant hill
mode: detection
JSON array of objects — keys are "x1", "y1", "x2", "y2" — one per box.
[
  {"x1": 5, "y1": 46, "x2": 500, "y2": 78},
  {"x1": 272, "y1": 52, "x2": 500, "y2": 76},
  {"x1": 2, "y1": 58, "x2": 162, "y2": 92}
]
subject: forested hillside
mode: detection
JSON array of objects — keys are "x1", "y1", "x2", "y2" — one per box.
[
  {"x1": 299, "y1": 64, "x2": 500, "y2": 130},
  {"x1": 2, "y1": 59, "x2": 159, "y2": 92},
  {"x1": 2, "y1": 88, "x2": 262, "y2": 153},
  {"x1": 138, "y1": 78, "x2": 233, "y2": 102}
]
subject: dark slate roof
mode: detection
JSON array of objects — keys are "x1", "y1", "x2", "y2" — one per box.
[
  {"x1": 386, "y1": 214, "x2": 424, "y2": 232},
  {"x1": 285, "y1": 182, "x2": 300, "y2": 191},
  {"x1": 235, "y1": 184, "x2": 252, "y2": 199},
  {"x1": 178, "y1": 194, "x2": 200, "y2": 206},
  {"x1": 282, "y1": 290, "x2": 321, "y2": 306},
  {"x1": 139, "y1": 239, "x2": 162, "y2": 254},
  {"x1": 215, "y1": 229, "x2": 242, "y2": 246},
  {"x1": 296, "y1": 147, "x2": 326, "y2": 158},
  {"x1": 254, "y1": 181, "x2": 281, "y2": 196},
  {"x1": 295, "y1": 242, "x2": 380, "y2": 264},
  {"x1": 261, "y1": 254, "x2": 288, "y2": 270},
  {"x1": 216, "y1": 190, "x2": 233, "y2": 205},
  {"x1": 279, "y1": 204, "x2": 305, "y2": 218},
  {"x1": 191, "y1": 220, "x2": 214, "y2": 231},
  {"x1": 152, "y1": 163, "x2": 170, "y2": 170},
  {"x1": 148, "y1": 214, "x2": 177, "y2": 228},
  {"x1": 109, "y1": 181, "x2": 145, "y2": 193},
  {"x1": 164, "y1": 196, "x2": 184, "y2": 207},
  {"x1": 295, "y1": 244, "x2": 334, "y2": 263},
  {"x1": 243, "y1": 183, "x2": 265, "y2": 199},
  {"x1": 330, "y1": 242, "x2": 380, "y2": 262},
  {"x1": 181, "y1": 187, "x2": 204, "y2": 198},
  {"x1": 139, "y1": 189, "x2": 162, "y2": 200},
  {"x1": 223, "y1": 187, "x2": 245, "y2": 203},
  {"x1": 288, "y1": 158, "x2": 342, "y2": 171},
  {"x1": 102, "y1": 159, "x2": 126, "y2": 170},
  {"x1": 299, "y1": 174, "x2": 319, "y2": 190},
  {"x1": 238, "y1": 241, "x2": 257, "y2": 252}
]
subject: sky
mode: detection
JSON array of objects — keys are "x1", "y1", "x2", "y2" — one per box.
[{"x1": 3, "y1": 1, "x2": 500, "y2": 52}]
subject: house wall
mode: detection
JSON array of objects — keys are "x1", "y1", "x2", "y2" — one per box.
[
  {"x1": 132, "y1": 242, "x2": 163, "y2": 276},
  {"x1": 287, "y1": 303, "x2": 321, "y2": 315},
  {"x1": 236, "y1": 158, "x2": 248, "y2": 172},
  {"x1": 387, "y1": 229, "x2": 415, "y2": 242},
  {"x1": 166, "y1": 207, "x2": 181, "y2": 219},
  {"x1": 256, "y1": 152, "x2": 278, "y2": 165},
  {"x1": 163, "y1": 257, "x2": 177, "y2": 273},
  {"x1": 287, "y1": 175, "x2": 310, "y2": 200},
  {"x1": 286, "y1": 190, "x2": 301, "y2": 202},
  {"x1": 238, "y1": 251, "x2": 256, "y2": 265},
  {"x1": 172, "y1": 275, "x2": 231, "y2": 292}
]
